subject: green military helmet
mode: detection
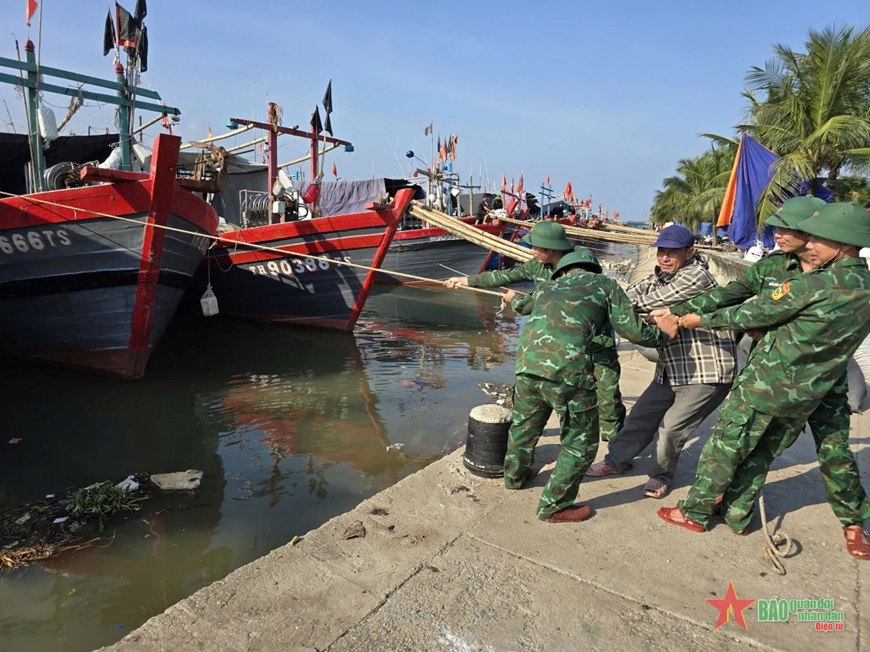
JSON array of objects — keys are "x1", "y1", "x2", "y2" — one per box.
[
  {"x1": 521, "y1": 221, "x2": 573, "y2": 251},
  {"x1": 797, "y1": 202, "x2": 870, "y2": 248},
  {"x1": 552, "y1": 249, "x2": 602, "y2": 278},
  {"x1": 763, "y1": 196, "x2": 827, "y2": 230},
  {"x1": 568, "y1": 245, "x2": 603, "y2": 274}
]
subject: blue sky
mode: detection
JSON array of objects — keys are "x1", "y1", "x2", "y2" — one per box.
[{"x1": 2, "y1": 1, "x2": 868, "y2": 221}]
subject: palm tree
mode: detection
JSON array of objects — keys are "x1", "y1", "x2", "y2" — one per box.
[
  {"x1": 650, "y1": 144, "x2": 736, "y2": 236},
  {"x1": 742, "y1": 25, "x2": 870, "y2": 209}
]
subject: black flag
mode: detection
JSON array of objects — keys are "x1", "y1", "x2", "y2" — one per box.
[
  {"x1": 310, "y1": 107, "x2": 323, "y2": 135},
  {"x1": 322, "y1": 79, "x2": 333, "y2": 114},
  {"x1": 324, "y1": 113, "x2": 333, "y2": 136},
  {"x1": 134, "y1": 0, "x2": 147, "y2": 22},
  {"x1": 103, "y1": 10, "x2": 116, "y2": 56},
  {"x1": 116, "y1": 3, "x2": 138, "y2": 48},
  {"x1": 137, "y1": 25, "x2": 149, "y2": 72}
]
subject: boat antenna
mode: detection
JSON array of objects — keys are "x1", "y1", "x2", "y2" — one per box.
[{"x1": 2, "y1": 99, "x2": 17, "y2": 133}]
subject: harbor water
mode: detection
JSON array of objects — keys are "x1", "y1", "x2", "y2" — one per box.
[{"x1": 0, "y1": 241, "x2": 637, "y2": 652}]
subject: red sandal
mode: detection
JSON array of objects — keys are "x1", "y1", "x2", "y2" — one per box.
[
  {"x1": 658, "y1": 506, "x2": 706, "y2": 533},
  {"x1": 844, "y1": 526, "x2": 870, "y2": 560}
]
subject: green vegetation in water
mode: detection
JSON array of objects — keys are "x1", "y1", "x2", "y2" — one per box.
[{"x1": 68, "y1": 481, "x2": 146, "y2": 525}]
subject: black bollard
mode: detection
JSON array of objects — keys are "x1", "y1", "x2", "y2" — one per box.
[{"x1": 463, "y1": 404, "x2": 512, "y2": 477}]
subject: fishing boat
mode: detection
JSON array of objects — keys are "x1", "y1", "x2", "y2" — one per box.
[
  {"x1": 190, "y1": 182, "x2": 417, "y2": 331},
  {"x1": 0, "y1": 10, "x2": 218, "y2": 378}
]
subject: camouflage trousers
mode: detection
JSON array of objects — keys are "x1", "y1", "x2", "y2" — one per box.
[
  {"x1": 778, "y1": 386, "x2": 870, "y2": 527},
  {"x1": 679, "y1": 394, "x2": 809, "y2": 532},
  {"x1": 504, "y1": 373, "x2": 598, "y2": 520},
  {"x1": 680, "y1": 385, "x2": 870, "y2": 531},
  {"x1": 593, "y1": 346, "x2": 625, "y2": 442}
]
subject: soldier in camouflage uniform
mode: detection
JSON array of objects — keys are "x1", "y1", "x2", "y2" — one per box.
[
  {"x1": 501, "y1": 250, "x2": 678, "y2": 522},
  {"x1": 664, "y1": 197, "x2": 870, "y2": 557},
  {"x1": 444, "y1": 221, "x2": 627, "y2": 441},
  {"x1": 659, "y1": 202, "x2": 870, "y2": 559}
]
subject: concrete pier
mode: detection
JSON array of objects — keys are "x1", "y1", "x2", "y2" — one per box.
[{"x1": 103, "y1": 342, "x2": 870, "y2": 651}]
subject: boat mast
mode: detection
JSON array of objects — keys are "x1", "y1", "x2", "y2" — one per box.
[
  {"x1": 115, "y1": 61, "x2": 132, "y2": 170},
  {"x1": 22, "y1": 40, "x2": 45, "y2": 191},
  {"x1": 228, "y1": 113, "x2": 352, "y2": 205}
]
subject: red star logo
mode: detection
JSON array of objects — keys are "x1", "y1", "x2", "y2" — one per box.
[{"x1": 707, "y1": 581, "x2": 755, "y2": 629}]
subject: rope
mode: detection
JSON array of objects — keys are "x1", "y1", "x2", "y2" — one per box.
[
  {"x1": 0, "y1": 190, "x2": 506, "y2": 297},
  {"x1": 758, "y1": 490, "x2": 795, "y2": 575}
]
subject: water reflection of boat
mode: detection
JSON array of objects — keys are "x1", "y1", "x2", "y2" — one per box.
[{"x1": 154, "y1": 317, "x2": 437, "y2": 486}]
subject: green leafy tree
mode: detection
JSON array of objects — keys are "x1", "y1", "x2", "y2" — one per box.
[
  {"x1": 650, "y1": 144, "x2": 736, "y2": 234},
  {"x1": 835, "y1": 175, "x2": 870, "y2": 206},
  {"x1": 742, "y1": 25, "x2": 870, "y2": 216}
]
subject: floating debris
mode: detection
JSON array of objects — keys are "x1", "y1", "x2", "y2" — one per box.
[
  {"x1": 478, "y1": 382, "x2": 514, "y2": 409},
  {"x1": 1, "y1": 473, "x2": 151, "y2": 571},
  {"x1": 150, "y1": 469, "x2": 203, "y2": 491}
]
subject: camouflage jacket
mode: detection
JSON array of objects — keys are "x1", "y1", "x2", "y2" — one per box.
[
  {"x1": 700, "y1": 257, "x2": 870, "y2": 413},
  {"x1": 515, "y1": 268, "x2": 668, "y2": 387},
  {"x1": 670, "y1": 251, "x2": 801, "y2": 316},
  {"x1": 469, "y1": 259, "x2": 617, "y2": 350}
]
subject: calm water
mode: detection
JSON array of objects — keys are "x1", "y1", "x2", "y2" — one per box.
[{"x1": 0, "y1": 241, "x2": 636, "y2": 652}]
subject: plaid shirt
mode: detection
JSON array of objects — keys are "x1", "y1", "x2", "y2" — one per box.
[{"x1": 627, "y1": 255, "x2": 737, "y2": 386}]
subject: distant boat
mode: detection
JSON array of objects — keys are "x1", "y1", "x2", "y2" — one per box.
[
  {"x1": 0, "y1": 14, "x2": 218, "y2": 378},
  {"x1": 372, "y1": 211, "x2": 504, "y2": 284},
  {"x1": 183, "y1": 100, "x2": 508, "y2": 329}
]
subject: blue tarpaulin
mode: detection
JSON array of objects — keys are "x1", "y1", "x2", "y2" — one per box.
[{"x1": 720, "y1": 134, "x2": 834, "y2": 248}]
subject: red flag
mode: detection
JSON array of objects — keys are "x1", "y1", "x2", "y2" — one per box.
[
  {"x1": 439, "y1": 137, "x2": 447, "y2": 162},
  {"x1": 26, "y1": 0, "x2": 38, "y2": 26},
  {"x1": 510, "y1": 179, "x2": 515, "y2": 194},
  {"x1": 546, "y1": 173, "x2": 550, "y2": 187},
  {"x1": 331, "y1": 161, "x2": 338, "y2": 178},
  {"x1": 206, "y1": 125, "x2": 212, "y2": 139},
  {"x1": 517, "y1": 174, "x2": 524, "y2": 196},
  {"x1": 500, "y1": 174, "x2": 506, "y2": 192}
]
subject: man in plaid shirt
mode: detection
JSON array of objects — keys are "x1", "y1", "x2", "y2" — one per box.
[{"x1": 587, "y1": 225, "x2": 737, "y2": 499}]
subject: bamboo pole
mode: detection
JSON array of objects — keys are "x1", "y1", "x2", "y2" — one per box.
[
  {"x1": 495, "y1": 216, "x2": 726, "y2": 251},
  {"x1": 408, "y1": 203, "x2": 534, "y2": 262}
]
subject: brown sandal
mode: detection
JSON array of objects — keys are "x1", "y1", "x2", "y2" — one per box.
[
  {"x1": 642, "y1": 478, "x2": 669, "y2": 499},
  {"x1": 844, "y1": 526, "x2": 870, "y2": 560}
]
